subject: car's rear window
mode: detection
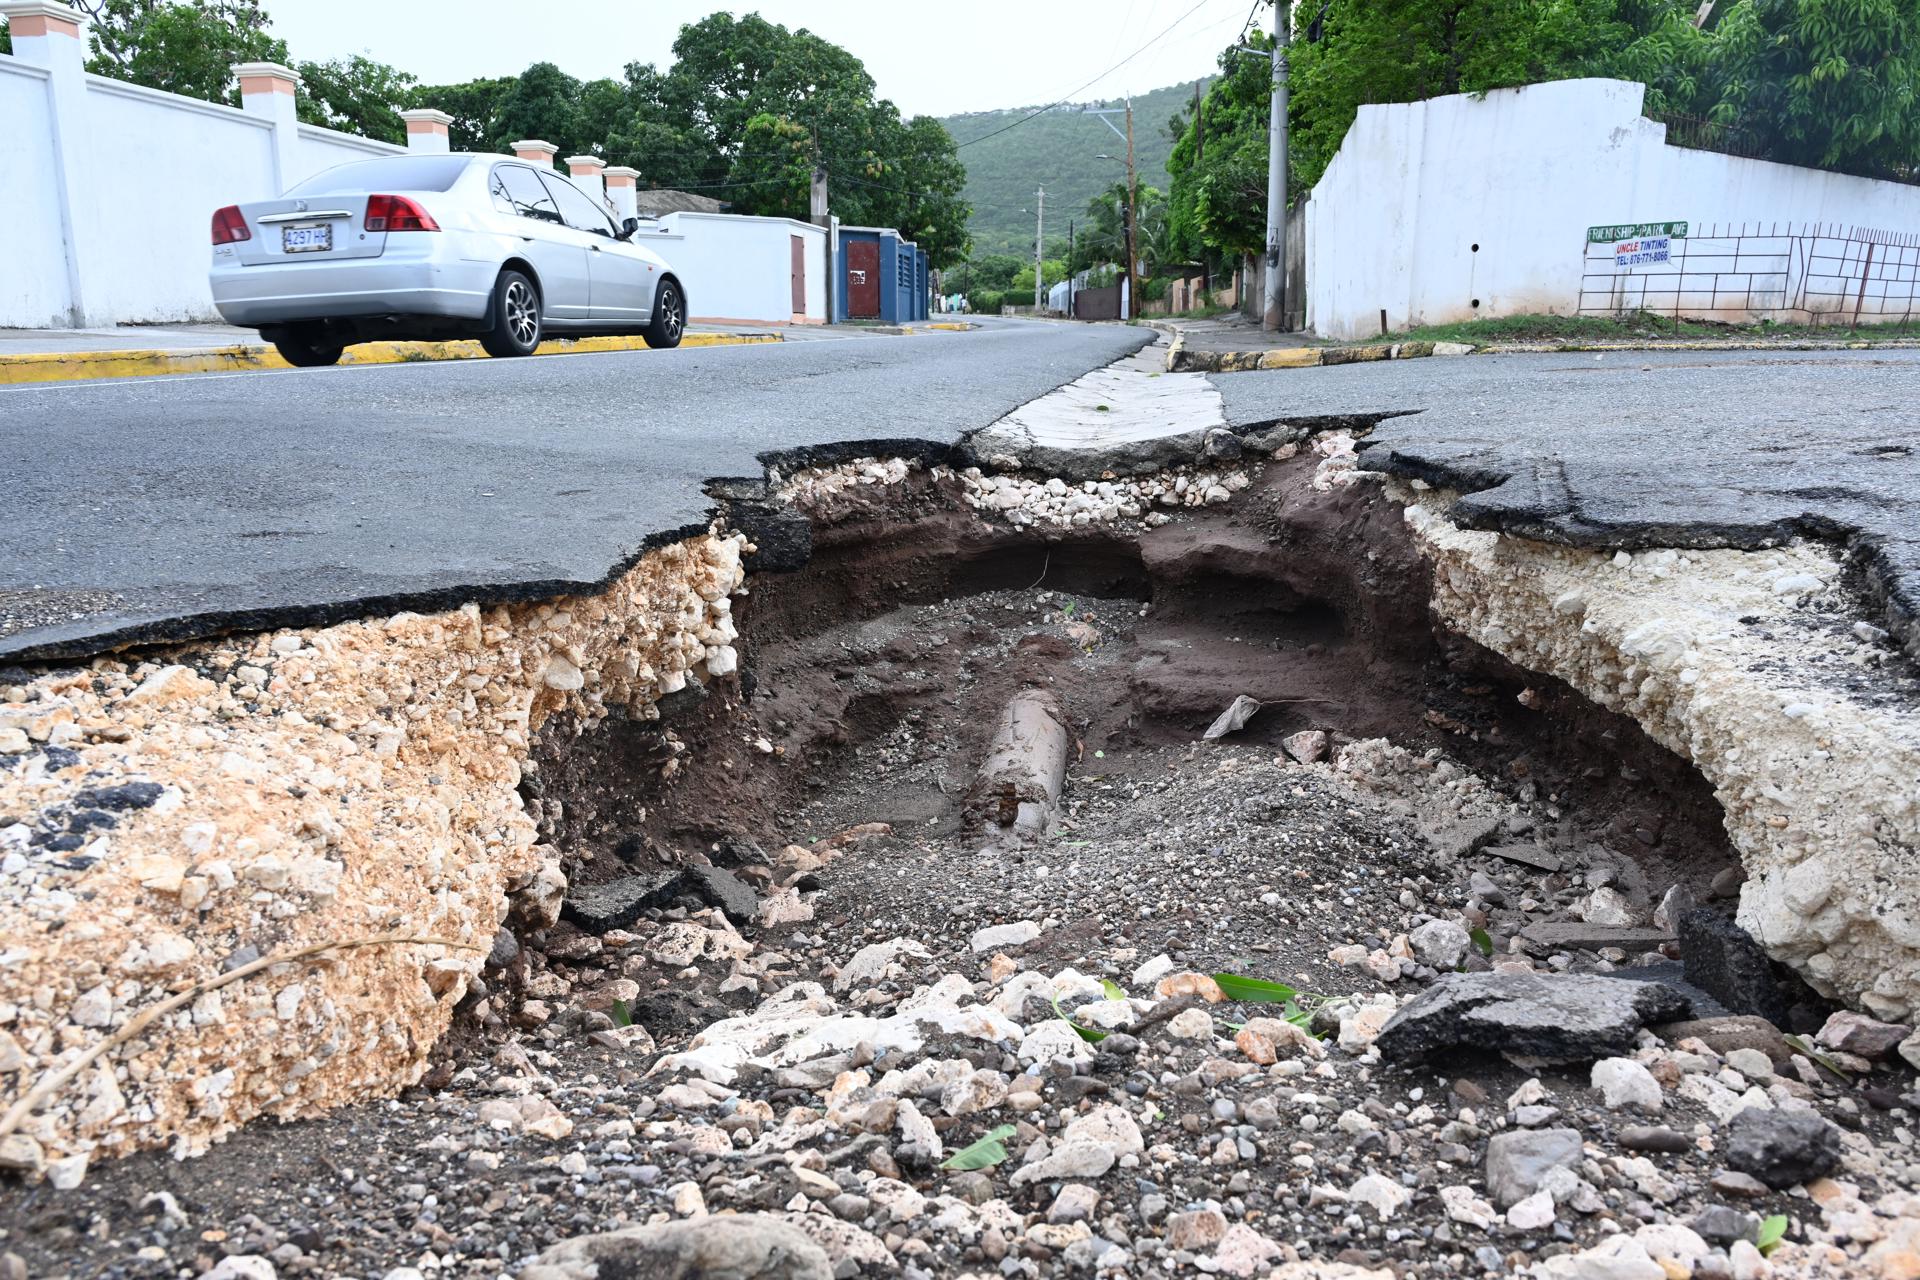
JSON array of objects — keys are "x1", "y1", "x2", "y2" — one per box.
[{"x1": 287, "y1": 156, "x2": 472, "y2": 195}]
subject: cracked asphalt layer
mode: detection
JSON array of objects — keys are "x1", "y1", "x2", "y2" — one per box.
[
  {"x1": 0, "y1": 320, "x2": 1148, "y2": 660},
  {"x1": 1215, "y1": 348, "x2": 1920, "y2": 655}
]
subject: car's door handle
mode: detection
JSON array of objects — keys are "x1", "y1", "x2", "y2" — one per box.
[
  {"x1": 519, "y1": 235, "x2": 534, "y2": 242},
  {"x1": 591, "y1": 245, "x2": 602, "y2": 253}
]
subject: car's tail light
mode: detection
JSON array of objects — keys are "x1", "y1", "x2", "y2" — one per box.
[
  {"x1": 364, "y1": 194, "x2": 439, "y2": 232},
  {"x1": 210, "y1": 205, "x2": 250, "y2": 244}
]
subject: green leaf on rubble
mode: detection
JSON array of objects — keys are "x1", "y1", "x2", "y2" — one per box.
[
  {"x1": 1211, "y1": 973, "x2": 1298, "y2": 1004},
  {"x1": 1100, "y1": 978, "x2": 1126, "y2": 1001},
  {"x1": 1469, "y1": 927, "x2": 1494, "y2": 958},
  {"x1": 941, "y1": 1124, "x2": 1018, "y2": 1171},
  {"x1": 1757, "y1": 1213, "x2": 1788, "y2": 1255}
]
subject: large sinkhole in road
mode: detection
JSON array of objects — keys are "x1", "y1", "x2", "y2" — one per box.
[{"x1": 518, "y1": 451, "x2": 1752, "y2": 1039}]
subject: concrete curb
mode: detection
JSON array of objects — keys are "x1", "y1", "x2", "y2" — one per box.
[
  {"x1": 1169, "y1": 338, "x2": 1474, "y2": 374},
  {"x1": 0, "y1": 331, "x2": 781, "y2": 385}
]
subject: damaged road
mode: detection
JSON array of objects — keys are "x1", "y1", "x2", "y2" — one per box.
[{"x1": 1, "y1": 336, "x2": 1918, "y2": 1280}]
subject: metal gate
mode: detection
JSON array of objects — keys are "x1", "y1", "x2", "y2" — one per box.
[
  {"x1": 846, "y1": 240, "x2": 881, "y2": 318},
  {"x1": 1073, "y1": 284, "x2": 1121, "y2": 321},
  {"x1": 1578, "y1": 221, "x2": 1920, "y2": 326}
]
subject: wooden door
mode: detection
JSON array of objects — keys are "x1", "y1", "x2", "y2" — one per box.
[{"x1": 790, "y1": 235, "x2": 806, "y2": 315}]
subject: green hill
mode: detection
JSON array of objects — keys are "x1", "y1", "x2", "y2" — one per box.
[{"x1": 940, "y1": 79, "x2": 1207, "y2": 261}]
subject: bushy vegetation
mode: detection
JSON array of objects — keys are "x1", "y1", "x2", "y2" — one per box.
[{"x1": 1165, "y1": 0, "x2": 1920, "y2": 265}]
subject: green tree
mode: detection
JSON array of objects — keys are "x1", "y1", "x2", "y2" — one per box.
[
  {"x1": 966, "y1": 253, "x2": 1026, "y2": 291},
  {"x1": 1286, "y1": 0, "x2": 1639, "y2": 193},
  {"x1": 410, "y1": 76, "x2": 514, "y2": 152},
  {"x1": 77, "y1": 0, "x2": 287, "y2": 105},
  {"x1": 1614, "y1": 0, "x2": 1920, "y2": 176},
  {"x1": 1, "y1": 21, "x2": 11, "y2": 54},
  {"x1": 727, "y1": 112, "x2": 816, "y2": 216},
  {"x1": 296, "y1": 54, "x2": 415, "y2": 143},
  {"x1": 489, "y1": 60, "x2": 581, "y2": 154},
  {"x1": 623, "y1": 13, "x2": 971, "y2": 265},
  {"x1": 1167, "y1": 37, "x2": 1276, "y2": 261}
]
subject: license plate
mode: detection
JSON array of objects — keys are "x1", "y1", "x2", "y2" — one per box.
[{"x1": 282, "y1": 224, "x2": 332, "y2": 253}]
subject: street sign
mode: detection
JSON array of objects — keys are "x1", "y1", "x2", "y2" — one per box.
[{"x1": 1588, "y1": 221, "x2": 1688, "y2": 243}]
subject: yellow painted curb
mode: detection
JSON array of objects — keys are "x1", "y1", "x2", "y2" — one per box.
[
  {"x1": 0, "y1": 331, "x2": 780, "y2": 385},
  {"x1": 922, "y1": 322, "x2": 975, "y2": 332},
  {"x1": 1257, "y1": 348, "x2": 1322, "y2": 369}
]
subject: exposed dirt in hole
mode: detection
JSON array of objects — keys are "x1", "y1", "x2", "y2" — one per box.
[{"x1": 534, "y1": 455, "x2": 1737, "y2": 909}]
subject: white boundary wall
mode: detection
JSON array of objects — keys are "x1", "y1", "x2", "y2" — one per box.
[
  {"x1": 0, "y1": 5, "x2": 407, "y2": 327},
  {"x1": 1305, "y1": 78, "x2": 1920, "y2": 340},
  {"x1": 645, "y1": 212, "x2": 828, "y2": 325}
]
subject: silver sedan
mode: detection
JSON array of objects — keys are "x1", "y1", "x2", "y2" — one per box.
[{"x1": 208, "y1": 153, "x2": 687, "y2": 366}]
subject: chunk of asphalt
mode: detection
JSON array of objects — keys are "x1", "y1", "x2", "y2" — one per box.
[
  {"x1": 677, "y1": 865, "x2": 759, "y2": 926},
  {"x1": 1723, "y1": 1107, "x2": 1844, "y2": 1189},
  {"x1": 1518, "y1": 922, "x2": 1676, "y2": 952},
  {"x1": 1679, "y1": 909, "x2": 1793, "y2": 1025},
  {"x1": 1590, "y1": 961, "x2": 1729, "y2": 1019},
  {"x1": 1421, "y1": 814, "x2": 1504, "y2": 860},
  {"x1": 1375, "y1": 971, "x2": 1692, "y2": 1064},
  {"x1": 1483, "y1": 842, "x2": 1565, "y2": 873},
  {"x1": 561, "y1": 873, "x2": 679, "y2": 934}
]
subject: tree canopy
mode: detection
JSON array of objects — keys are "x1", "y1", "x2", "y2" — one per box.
[{"x1": 404, "y1": 15, "x2": 972, "y2": 265}]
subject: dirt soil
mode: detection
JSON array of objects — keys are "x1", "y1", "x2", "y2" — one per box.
[{"x1": 4, "y1": 458, "x2": 1915, "y2": 1280}]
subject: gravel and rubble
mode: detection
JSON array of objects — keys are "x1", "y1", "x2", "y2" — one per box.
[{"x1": 5, "y1": 727, "x2": 1916, "y2": 1280}]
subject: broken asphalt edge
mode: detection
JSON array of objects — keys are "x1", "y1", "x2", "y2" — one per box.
[
  {"x1": 0, "y1": 330, "x2": 781, "y2": 385},
  {"x1": 1149, "y1": 318, "x2": 1920, "y2": 374},
  {"x1": 0, "y1": 336, "x2": 1158, "y2": 665},
  {"x1": 1359, "y1": 440, "x2": 1920, "y2": 665}
]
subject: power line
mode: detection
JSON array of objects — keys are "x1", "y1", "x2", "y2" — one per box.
[{"x1": 952, "y1": 0, "x2": 1219, "y2": 150}]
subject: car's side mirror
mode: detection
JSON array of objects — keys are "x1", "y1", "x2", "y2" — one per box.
[{"x1": 619, "y1": 217, "x2": 639, "y2": 240}]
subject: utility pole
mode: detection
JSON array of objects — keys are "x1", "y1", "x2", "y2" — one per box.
[
  {"x1": 1125, "y1": 97, "x2": 1137, "y2": 323},
  {"x1": 1068, "y1": 219, "x2": 1076, "y2": 318},
  {"x1": 810, "y1": 165, "x2": 835, "y2": 325},
  {"x1": 1263, "y1": 0, "x2": 1291, "y2": 331},
  {"x1": 1034, "y1": 186, "x2": 1045, "y2": 311}
]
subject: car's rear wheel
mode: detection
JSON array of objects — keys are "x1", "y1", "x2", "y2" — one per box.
[
  {"x1": 481, "y1": 270, "x2": 542, "y2": 358},
  {"x1": 644, "y1": 279, "x2": 685, "y2": 350},
  {"x1": 273, "y1": 333, "x2": 343, "y2": 367}
]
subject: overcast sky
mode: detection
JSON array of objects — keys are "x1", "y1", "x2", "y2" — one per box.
[{"x1": 260, "y1": 0, "x2": 1262, "y2": 118}]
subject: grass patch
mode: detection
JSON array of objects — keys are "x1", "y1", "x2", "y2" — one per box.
[{"x1": 1363, "y1": 310, "x2": 1920, "y2": 346}]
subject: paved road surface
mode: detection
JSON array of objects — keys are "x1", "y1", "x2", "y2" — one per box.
[
  {"x1": 1217, "y1": 348, "x2": 1920, "y2": 652},
  {"x1": 1, "y1": 320, "x2": 1146, "y2": 659},
  {"x1": 9, "y1": 333, "x2": 1919, "y2": 663}
]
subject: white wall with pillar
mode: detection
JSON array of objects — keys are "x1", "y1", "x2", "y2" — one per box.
[
  {"x1": 0, "y1": 0, "x2": 444, "y2": 326},
  {"x1": 510, "y1": 140, "x2": 558, "y2": 169},
  {"x1": 400, "y1": 108, "x2": 452, "y2": 154},
  {"x1": 604, "y1": 166, "x2": 639, "y2": 222}
]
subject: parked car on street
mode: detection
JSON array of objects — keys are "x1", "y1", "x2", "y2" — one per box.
[{"x1": 208, "y1": 154, "x2": 687, "y2": 366}]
